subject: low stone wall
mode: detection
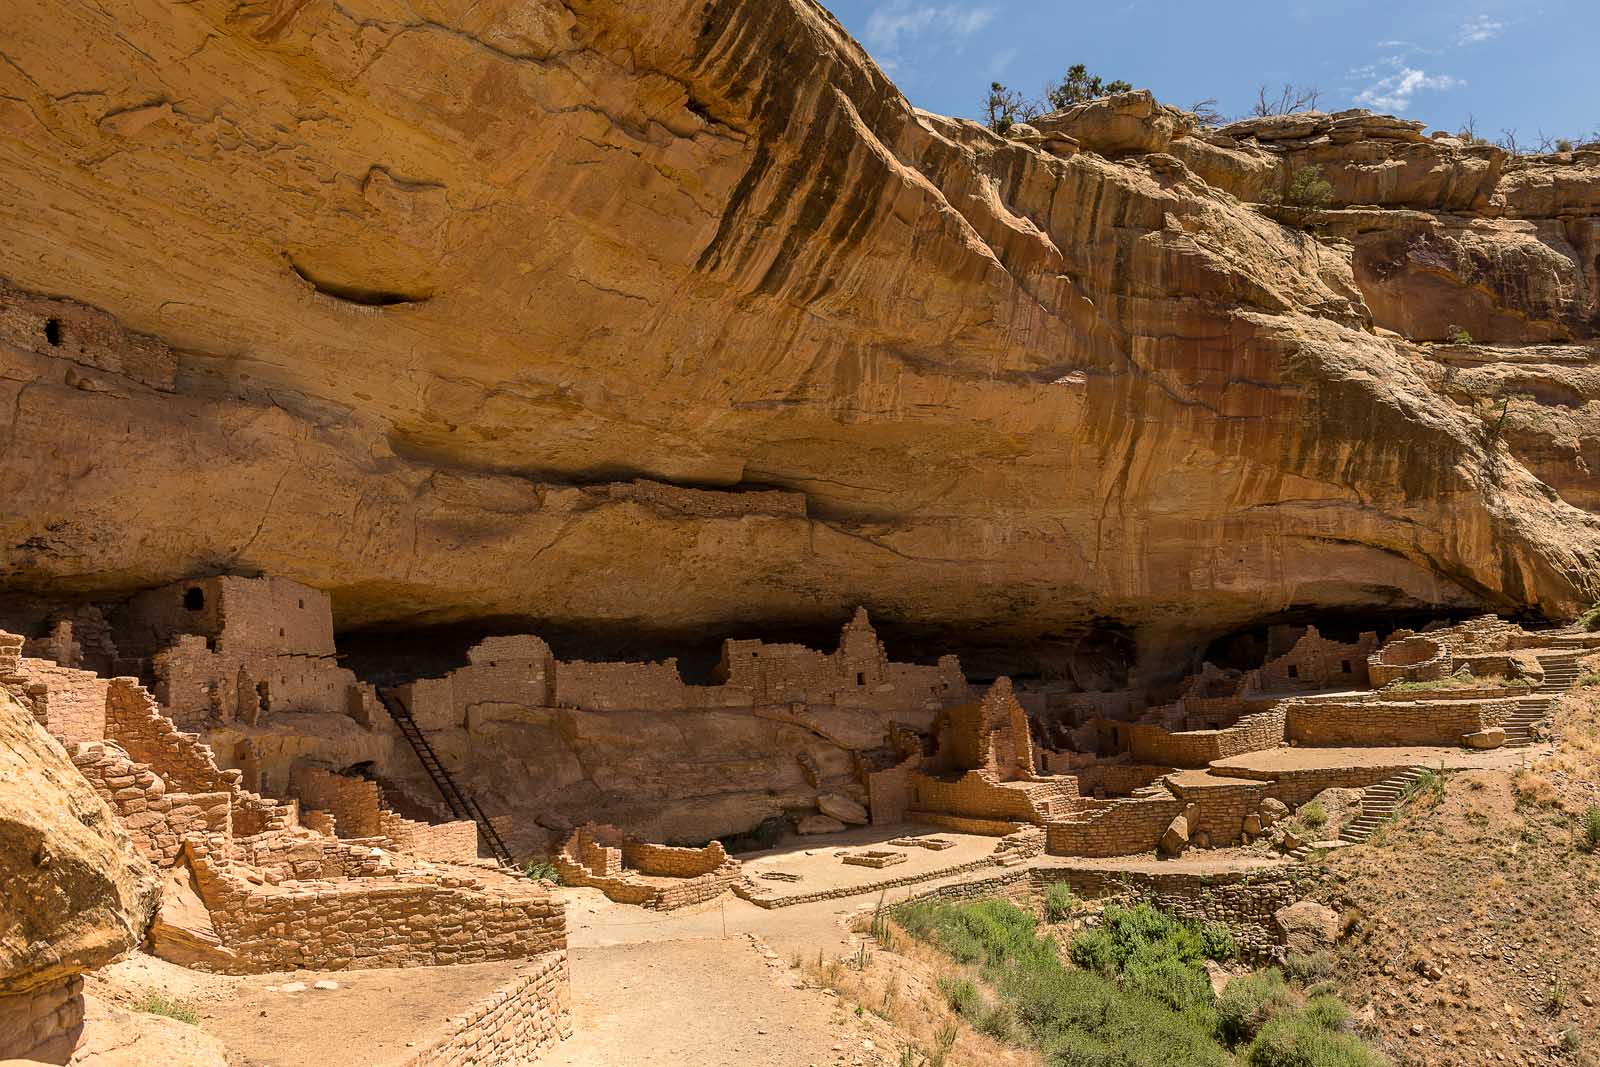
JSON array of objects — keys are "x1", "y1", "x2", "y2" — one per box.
[
  {"x1": 1166, "y1": 778, "x2": 1271, "y2": 847},
  {"x1": 405, "y1": 952, "x2": 572, "y2": 1067},
  {"x1": 1045, "y1": 793, "x2": 1185, "y2": 857},
  {"x1": 1222, "y1": 764, "x2": 1411, "y2": 809},
  {"x1": 186, "y1": 846, "x2": 565, "y2": 973},
  {"x1": 1027, "y1": 867, "x2": 1314, "y2": 961},
  {"x1": 291, "y1": 767, "x2": 384, "y2": 837},
  {"x1": 909, "y1": 770, "x2": 1066, "y2": 824},
  {"x1": 0, "y1": 976, "x2": 83, "y2": 1063},
  {"x1": 555, "y1": 824, "x2": 742, "y2": 909},
  {"x1": 734, "y1": 857, "x2": 999, "y2": 909},
  {"x1": 1128, "y1": 708, "x2": 1286, "y2": 768},
  {"x1": 1285, "y1": 697, "x2": 1511, "y2": 746},
  {"x1": 379, "y1": 811, "x2": 481, "y2": 864},
  {"x1": 1367, "y1": 635, "x2": 1451, "y2": 686}
]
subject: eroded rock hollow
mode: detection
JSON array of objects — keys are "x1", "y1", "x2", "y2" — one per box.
[{"x1": 1, "y1": 0, "x2": 1599, "y2": 678}]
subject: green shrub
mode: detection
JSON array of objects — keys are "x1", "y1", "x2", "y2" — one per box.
[
  {"x1": 938, "y1": 975, "x2": 981, "y2": 1017},
  {"x1": 1216, "y1": 969, "x2": 1295, "y2": 1046},
  {"x1": 1578, "y1": 673, "x2": 1600, "y2": 688},
  {"x1": 1578, "y1": 603, "x2": 1600, "y2": 632},
  {"x1": 1583, "y1": 806, "x2": 1600, "y2": 852},
  {"x1": 1301, "y1": 802, "x2": 1328, "y2": 829},
  {"x1": 1284, "y1": 950, "x2": 1336, "y2": 984},
  {"x1": 1199, "y1": 922, "x2": 1237, "y2": 962},
  {"x1": 1300, "y1": 994, "x2": 1351, "y2": 1031},
  {"x1": 1447, "y1": 324, "x2": 1474, "y2": 345},
  {"x1": 976, "y1": 1003, "x2": 1019, "y2": 1043},
  {"x1": 1283, "y1": 165, "x2": 1334, "y2": 207},
  {"x1": 1245, "y1": 1011, "x2": 1387, "y2": 1067},
  {"x1": 1044, "y1": 882, "x2": 1080, "y2": 923},
  {"x1": 522, "y1": 860, "x2": 561, "y2": 883},
  {"x1": 134, "y1": 993, "x2": 198, "y2": 1025},
  {"x1": 1124, "y1": 953, "x2": 1216, "y2": 1016}
]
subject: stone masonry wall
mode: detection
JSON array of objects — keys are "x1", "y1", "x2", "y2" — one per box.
[
  {"x1": 1285, "y1": 697, "x2": 1511, "y2": 745},
  {"x1": 1258, "y1": 628, "x2": 1377, "y2": 692},
  {"x1": 290, "y1": 766, "x2": 384, "y2": 838},
  {"x1": 68, "y1": 740, "x2": 231, "y2": 867},
  {"x1": 1127, "y1": 707, "x2": 1286, "y2": 768},
  {"x1": 1045, "y1": 793, "x2": 1186, "y2": 857},
  {"x1": 378, "y1": 811, "x2": 481, "y2": 864},
  {"x1": 405, "y1": 951, "x2": 572, "y2": 1067},
  {"x1": 186, "y1": 845, "x2": 565, "y2": 973}
]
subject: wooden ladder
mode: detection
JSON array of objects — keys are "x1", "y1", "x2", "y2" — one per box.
[{"x1": 376, "y1": 687, "x2": 515, "y2": 868}]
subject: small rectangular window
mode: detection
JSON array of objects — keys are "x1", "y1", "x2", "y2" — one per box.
[
  {"x1": 857, "y1": 672, "x2": 866, "y2": 686},
  {"x1": 1341, "y1": 660, "x2": 1352, "y2": 673},
  {"x1": 1287, "y1": 665, "x2": 1299, "y2": 679}
]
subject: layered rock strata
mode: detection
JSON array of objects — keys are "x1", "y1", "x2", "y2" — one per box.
[{"x1": 0, "y1": 1, "x2": 1597, "y2": 677}]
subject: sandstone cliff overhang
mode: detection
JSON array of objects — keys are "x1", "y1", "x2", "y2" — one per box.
[{"x1": 0, "y1": 0, "x2": 1596, "y2": 675}]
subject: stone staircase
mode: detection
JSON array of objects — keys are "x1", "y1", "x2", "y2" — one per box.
[
  {"x1": 1501, "y1": 652, "x2": 1583, "y2": 747},
  {"x1": 1336, "y1": 767, "x2": 1430, "y2": 846}
]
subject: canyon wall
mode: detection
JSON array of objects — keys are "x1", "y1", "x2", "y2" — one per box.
[{"x1": 1, "y1": 0, "x2": 1598, "y2": 677}]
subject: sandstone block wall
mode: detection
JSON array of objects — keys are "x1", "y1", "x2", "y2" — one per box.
[
  {"x1": 69, "y1": 741, "x2": 232, "y2": 867},
  {"x1": 1367, "y1": 635, "x2": 1451, "y2": 686},
  {"x1": 1045, "y1": 793, "x2": 1186, "y2": 857},
  {"x1": 406, "y1": 951, "x2": 572, "y2": 1067},
  {"x1": 1258, "y1": 627, "x2": 1376, "y2": 691},
  {"x1": 554, "y1": 658, "x2": 688, "y2": 711},
  {"x1": 186, "y1": 846, "x2": 565, "y2": 973},
  {"x1": 291, "y1": 766, "x2": 385, "y2": 837},
  {"x1": 17, "y1": 657, "x2": 107, "y2": 744},
  {"x1": 123, "y1": 576, "x2": 334, "y2": 659},
  {"x1": 379, "y1": 812, "x2": 481, "y2": 864},
  {"x1": 1027, "y1": 867, "x2": 1312, "y2": 961},
  {"x1": 1127, "y1": 707, "x2": 1286, "y2": 768},
  {"x1": 1166, "y1": 779, "x2": 1271, "y2": 846},
  {"x1": 555, "y1": 825, "x2": 741, "y2": 909},
  {"x1": 1285, "y1": 696, "x2": 1511, "y2": 745},
  {"x1": 1223, "y1": 763, "x2": 1413, "y2": 808}
]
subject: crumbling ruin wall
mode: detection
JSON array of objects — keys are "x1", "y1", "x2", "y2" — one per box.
[
  {"x1": 554, "y1": 824, "x2": 741, "y2": 909},
  {"x1": 404, "y1": 951, "x2": 572, "y2": 1067},
  {"x1": 1285, "y1": 696, "x2": 1512, "y2": 745},
  {"x1": 1258, "y1": 627, "x2": 1377, "y2": 691},
  {"x1": 1127, "y1": 707, "x2": 1286, "y2": 768},
  {"x1": 1367, "y1": 635, "x2": 1452, "y2": 686},
  {"x1": 185, "y1": 845, "x2": 565, "y2": 972},
  {"x1": 1165, "y1": 777, "x2": 1272, "y2": 846},
  {"x1": 378, "y1": 811, "x2": 480, "y2": 864},
  {"x1": 1045, "y1": 794, "x2": 1187, "y2": 857},
  {"x1": 715, "y1": 609, "x2": 966, "y2": 719},
  {"x1": 553, "y1": 659, "x2": 689, "y2": 711},
  {"x1": 68, "y1": 741, "x2": 231, "y2": 867},
  {"x1": 1027, "y1": 867, "x2": 1313, "y2": 961},
  {"x1": 289, "y1": 766, "x2": 385, "y2": 838}
]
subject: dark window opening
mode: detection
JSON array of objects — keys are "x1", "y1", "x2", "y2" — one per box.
[
  {"x1": 298, "y1": 599, "x2": 304, "y2": 609},
  {"x1": 256, "y1": 681, "x2": 271, "y2": 713},
  {"x1": 1341, "y1": 660, "x2": 1352, "y2": 673},
  {"x1": 856, "y1": 672, "x2": 866, "y2": 685},
  {"x1": 1286, "y1": 665, "x2": 1299, "y2": 679},
  {"x1": 278, "y1": 628, "x2": 285, "y2": 638},
  {"x1": 183, "y1": 587, "x2": 205, "y2": 611},
  {"x1": 43, "y1": 319, "x2": 62, "y2": 346}
]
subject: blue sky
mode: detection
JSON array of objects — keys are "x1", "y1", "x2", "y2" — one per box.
[{"x1": 822, "y1": 0, "x2": 1599, "y2": 142}]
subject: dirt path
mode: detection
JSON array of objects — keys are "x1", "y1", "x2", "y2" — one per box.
[{"x1": 547, "y1": 938, "x2": 872, "y2": 1067}]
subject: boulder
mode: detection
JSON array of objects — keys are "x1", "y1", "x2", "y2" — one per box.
[
  {"x1": 1259, "y1": 798, "x2": 1290, "y2": 826},
  {"x1": 0, "y1": 684, "x2": 160, "y2": 1063},
  {"x1": 1462, "y1": 727, "x2": 1506, "y2": 750},
  {"x1": 1274, "y1": 900, "x2": 1341, "y2": 955},
  {"x1": 1242, "y1": 813, "x2": 1264, "y2": 837},
  {"x1": 817, "y1": 793, "x2": 869, "y2": 826},
  {"x1": 796, "y1": 815, "x2": 848, "y2": 836},
  {"x1": 1033, "y1": 89, "x2": 1193, "y2": 156},
  {"x1": 1, "y1": 688, "x2": 158, "y2": 996},
  {"x1": 1159, "y1": 814, "x2": 1190, "y2": 857}
]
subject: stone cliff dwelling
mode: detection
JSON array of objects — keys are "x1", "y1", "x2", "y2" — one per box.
[{"x1": 3, "y1": 0, "x2": 1600, "y2": 1062}]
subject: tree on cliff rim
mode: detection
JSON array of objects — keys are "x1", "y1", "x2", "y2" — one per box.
[{"x1": 983, "y1": 64, "x2": 1132, "y2": 133}]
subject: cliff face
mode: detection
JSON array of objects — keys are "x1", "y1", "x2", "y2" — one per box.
[{"x1": 1, "y1": 0, "x2": 1598, "y2": 676}]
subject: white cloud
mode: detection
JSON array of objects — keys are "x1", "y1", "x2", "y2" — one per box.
[
  {"x1": 1355, "y1": 67, "x2": 1466, "y2": 113},
  {"x1": 863, "y1": 2, "x2": 996, "y2": 53},
  {"x1": 1454, "y1": 14, "x2": 1506, "y2": 45}
]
